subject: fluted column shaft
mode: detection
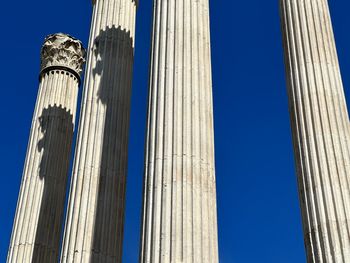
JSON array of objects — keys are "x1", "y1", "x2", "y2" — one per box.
[
  {"x1": 7, "y1": 34, "x2": 85, "y2": 263},
  {"x1": 139, "y1": 0, "x2": 219, "y2": 262},
  {"x1": 60, "y1": 0, "x2": 137, "y2": 262},
  {"x1": 280, "y1": 0, "x2": 350, "y2": 262}
]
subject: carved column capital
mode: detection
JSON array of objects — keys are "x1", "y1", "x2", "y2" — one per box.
[
  {"x1": 40, "y1": 33, "x2": 86, "y2": 80},
  {"x1": 92, "y1": 0, "x2": 138, "y2": 8}
]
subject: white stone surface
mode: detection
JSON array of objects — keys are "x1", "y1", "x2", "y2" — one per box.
[
  {"x1": 139, "y1": 0, "x2": 219, "y2": 262},
  {"x1": 60, "y1": 0, "x2": 137, "y2": 262},
  {"x1": 7, "y1": 33, "x2": 85, "y2": 263},
  {"x1": 280, "y1": 0, "x2": 350, "y2": 262}
]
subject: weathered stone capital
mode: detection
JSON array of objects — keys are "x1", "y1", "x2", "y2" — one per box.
[{"x1": 40, "y1": 33, "x2": 86, "y2": 80}]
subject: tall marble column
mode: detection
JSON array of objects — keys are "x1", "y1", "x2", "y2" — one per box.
[
  {"x1": 60, "y1": 0, "x2": 137, "y2": 262},
  {"x1": 7, "y1": 33, "x2": 85, "y2": 263},
  {"x1": 280, "y1": 0, "x2": 350, "y2": 261},
  {"x1": 139, "y1": 0, "x2": 219, "y2": 262}
]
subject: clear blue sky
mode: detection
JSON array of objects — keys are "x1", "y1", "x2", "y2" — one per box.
[{"x1": 1, "y1": 0, "x2": 349, "y2": 262}]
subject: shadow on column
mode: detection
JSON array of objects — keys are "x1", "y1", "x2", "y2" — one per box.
[
  {"x1": 90, "y1": 26, "x2": 134, "y2": 262},
  {"x1": 32, "y1": 105, "x2": 74, "y2": 262}
]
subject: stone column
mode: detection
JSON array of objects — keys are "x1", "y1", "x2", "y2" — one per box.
[
  {"x1": 139, "y1": 0, "x2": 219, "y2": 262},
  {"x1": 280, "y1": 0, "x2": 350, "y2": 261},
  {"x1": 60, "y1": 0, "x2": 137, "y2": 262},
  {"x1": 7, "y1": 33, "x2": 85, "y2": 263}
]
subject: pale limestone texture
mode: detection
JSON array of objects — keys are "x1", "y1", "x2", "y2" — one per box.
[
  {"x1": 7, "y1": 33, "x2": 85, "y2": 263},
  {"x1": 280, "y1": 0, "x2": 350, "y2": 262},
  {"x1": 139, "y1": 0, "x2": 219, "y2": 262},
  {"x1": 60, "y1": 0, "x2": 137, "y2": 262}
]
